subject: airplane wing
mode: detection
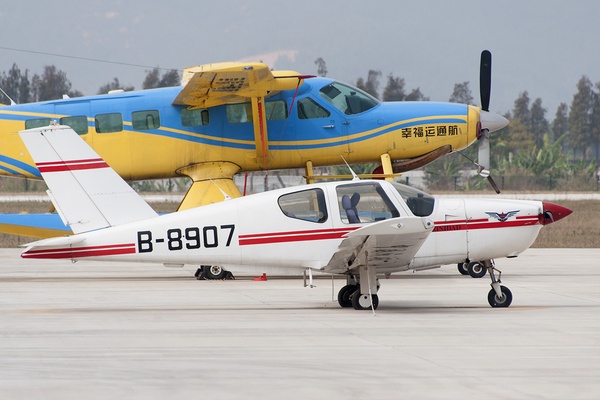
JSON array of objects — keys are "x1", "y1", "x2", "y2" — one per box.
[
  {"x1": 324, "y1": 216, "x2": 434, "y2": 275},
  {"x1": 173, "y1": 62, "x2": 312, "y2": 170},
  {"x1": 172, "y1": 62, "x2": 308, "y2": 109},
  {"x1": 18, "y1": 125, "x2": 158, "y2": 234}
]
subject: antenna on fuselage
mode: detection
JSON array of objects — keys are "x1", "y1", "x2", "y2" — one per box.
[
  {"x1": 0, "y1": 88, "x2": 16, "y2": 105},
  {"x1": 209, "y1": 179, "x2": 231, "y2": 201},
  {"x1": 341, "y1": 156, "x2": 360, "y2": 181}
]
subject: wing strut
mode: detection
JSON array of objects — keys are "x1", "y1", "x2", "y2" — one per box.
[{"x1": 251, "y1": 96, "x2": 270, "y2": 170}]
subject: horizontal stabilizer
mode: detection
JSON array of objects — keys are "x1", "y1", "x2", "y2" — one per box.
[
  {"x1": 22, "y1": 234, "x2": 86, "y2": 250},
  {"x1": 19, "y1": 125, "x2": 158, "y2": 234}
]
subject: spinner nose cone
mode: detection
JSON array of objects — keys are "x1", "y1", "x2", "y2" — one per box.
[
  {"x1": 540, "y1": 202, "x2": 573, "y2": 225},
  {"x1": 480, "y1": 111, "x2": 509, "y2": 133}
]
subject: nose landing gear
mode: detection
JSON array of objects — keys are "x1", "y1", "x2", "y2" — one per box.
[{"x1": 484, "y1": 259, "x2": 512, "y2": 307}]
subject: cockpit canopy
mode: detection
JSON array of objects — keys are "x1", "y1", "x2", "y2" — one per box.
[
  {"x1": 391, "y1": 182, "x2": 435, "y2": 217},
  {"x1": 319, "y1": 81, "x2": 379, "y2": 115}
]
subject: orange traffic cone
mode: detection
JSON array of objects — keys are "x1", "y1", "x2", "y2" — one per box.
[{"x1": 253, "y1": 273, "x2": 267, "y2": 281}]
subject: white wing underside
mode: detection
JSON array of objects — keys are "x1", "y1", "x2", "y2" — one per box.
[{"x1": 324, "y1": 217, "x2": 433, "y2": 275}]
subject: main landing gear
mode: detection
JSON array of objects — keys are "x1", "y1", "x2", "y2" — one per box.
[
  {"x1": 457, "y1": 261, "x2": 487, "y2": 278},
  {"x1": 337, "y1": 266, "x2": 380, "y2": 311},
  {"x1": 195, "y1": 265, "x2": 234, "y2": 280}
]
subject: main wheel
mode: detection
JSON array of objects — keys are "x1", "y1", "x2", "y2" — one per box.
[
  {"x1": 457, "y1": 263, "x2": 469, "y2": 275},
  {"x1": 203, "y1": 265, "x2": 228, "y2": 280},
  {"x1": 488, "y1": 285, "x2": 513, "y2": 308},
  {"x1": 467, "y1": 262, "x2": 487, "y2": 278},
  {"x1": 351, "y1": 288, "x2": 379, "y2": 310},
  {"x1": 337, "y1": 284, "x2": 357, "y2": 308}
]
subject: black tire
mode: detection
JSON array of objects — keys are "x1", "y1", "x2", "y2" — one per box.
[
  {"x1": 351, "y1": 288, "x2": 379, "y2": 310},
  {"x1": 467, "y1": 262, "x2": 487, "y2": 278},
  {"x1": 457, "y1": 263, "x2": 469, "y2": 275},
  {"x1": 337, "y1": 284, "x2": 357, "y2": 308},
  {"x1": 203, "y1": 265, "x2": 228, "y2": 280},
  {"x1": 488, "y1": 286, "x2": 513, "y2": 308}
]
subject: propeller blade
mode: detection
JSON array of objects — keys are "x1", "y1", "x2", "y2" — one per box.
[
  {"x1": 480, "y1": 50, "x2": 492, "y2": 112},
  {"x1": 478, "y1": 130, "x2": 490, "y2": 173},
  {"x1": 487, "y1": 175, "x2": 501, "y2": 194},
  {"x1": 477, "y1": 129, "x2": 500, "y2": 192}
]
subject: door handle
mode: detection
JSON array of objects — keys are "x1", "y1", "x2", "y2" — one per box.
[{"x1": 322, "y1": 125, "x2": 335, "y2": 129}]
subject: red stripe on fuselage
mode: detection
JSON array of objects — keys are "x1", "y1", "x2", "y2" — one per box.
[
  {"x1": 239, "y1": 217, "x2": 540, "y2": 246},
  {"x1": 432, "y1": 217, "x2": 539, "y2": 232},
  {"x1": 22, "y1": 243, "x2": 136, "y2": 259},
  {"x1": 239, "y1": 227, "x2": 356, "y2": 245}
]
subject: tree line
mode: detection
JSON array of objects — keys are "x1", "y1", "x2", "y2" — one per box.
[{"x1": 0, "y1": 63, "x2": 179, "y2": 103}]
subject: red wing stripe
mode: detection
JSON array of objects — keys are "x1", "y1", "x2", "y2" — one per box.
[
  {"x1": 22, "y1": 243, "x2": 136, "y2": 259},
  {"x1": 36, "y1": 158, "x2": 109, "y2": 173}
]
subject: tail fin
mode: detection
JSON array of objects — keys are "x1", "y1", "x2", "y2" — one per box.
[{"x1": 19, "y1": 125, "x2": 158, "y2": 234}]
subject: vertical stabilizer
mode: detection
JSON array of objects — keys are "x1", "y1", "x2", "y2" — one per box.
[{"x1": 19, "y1": 125, "x2": 158, "y2": 234}]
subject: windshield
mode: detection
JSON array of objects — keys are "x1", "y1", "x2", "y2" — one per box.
[
  {"x1": 391, "y1": 182, "x2": 436, "y2": 217},
  {"x1": 319, "y1": 81, "x2": 379, "y2": 115}
]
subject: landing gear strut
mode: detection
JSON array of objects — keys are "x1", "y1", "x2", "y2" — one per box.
[
  {"x1": 337, "y1": 266, "x2": 380, "y2": 310},
  {"x1": 484, "y1": 260, "x2": 512, "y2": 307}
]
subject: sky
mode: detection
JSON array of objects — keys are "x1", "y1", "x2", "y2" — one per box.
[{"x1": 0, "y1": 0, "x2": 598, "y2": 116}]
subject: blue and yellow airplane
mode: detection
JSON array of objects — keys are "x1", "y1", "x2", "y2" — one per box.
[{"x1": 0, "y1": 55, "x2": 508, "y2": 238}]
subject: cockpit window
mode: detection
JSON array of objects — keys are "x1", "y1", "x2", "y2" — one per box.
[
  {"x1": 297, "y1": 97, "x2": 330, "y2": 119},
  {"x1": 391, "y1": 182, "x2": 435, "y2": 217},
  {"x1": 319, "y1": 81, "x2": 379, "y2": 115},
  {"x1": 336, "y1": 182, "x2": 399, "y2": 224},
  {"x1": 278, "y1": 188, "x2": 327, "y2": 223}
]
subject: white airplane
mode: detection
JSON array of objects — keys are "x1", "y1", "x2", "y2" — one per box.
[{"x1": 18, "y1": 125, "x2": 571, "y2": 310}]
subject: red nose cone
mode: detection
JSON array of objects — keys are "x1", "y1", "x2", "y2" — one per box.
[{"x1": 540, "y1": 202, "x2": 573, "y2": 225}]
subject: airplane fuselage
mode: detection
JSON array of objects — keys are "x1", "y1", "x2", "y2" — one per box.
[
  {"x1": 0, "y1": 78, "x2": 480, "y2": 181},
  {"x1": 22, "y1": 180, "x2": 567, "y2": 276}
]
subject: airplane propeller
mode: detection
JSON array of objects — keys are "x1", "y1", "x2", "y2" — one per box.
[{"x1": 475, "y1": 50, "x2": 508, "y2": 194}]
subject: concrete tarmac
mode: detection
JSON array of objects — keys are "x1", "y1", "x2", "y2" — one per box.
[{"x1": 1, "y1": 248, "x2": 599, "y2": 400}]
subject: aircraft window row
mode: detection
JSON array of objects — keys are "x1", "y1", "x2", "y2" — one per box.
[
  {"x1": 226, "y1": 100, "x2": 288, "y2": 124},
  {"x1": 297, "y1": 98, "x2": 331, "y2": 119},
  {"x1": 319, "y1": 81, "x2": 379, "y2": 115},
  {"x1": 337, "y1": 183, "x2": 399, "y2": 224},
  {"x1": 24, "y1": 107, "x2": 211, "y2": 135},
  {"x1": 278, "y1": 188, "x2": 328, "y2": 223}
]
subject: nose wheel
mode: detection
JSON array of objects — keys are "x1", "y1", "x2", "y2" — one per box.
[
  {"x1": 488, "y1": 285, "x2": 512, "y2": 307},
  {"x1": 484, "y1": 260, "x2": 513, "y2": 308}
]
